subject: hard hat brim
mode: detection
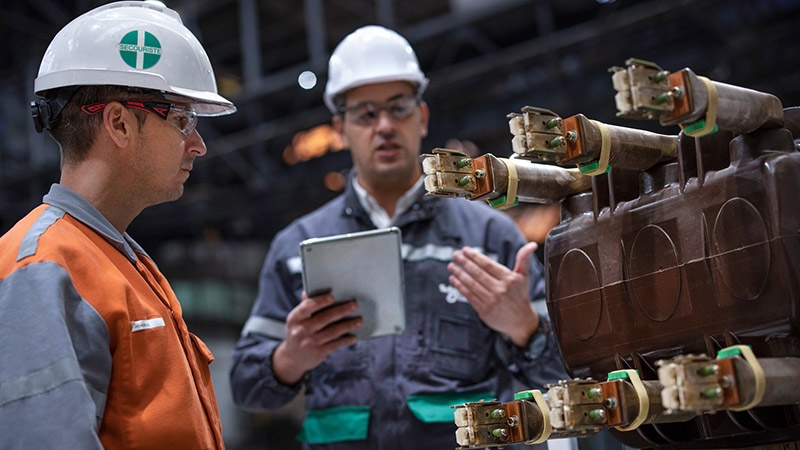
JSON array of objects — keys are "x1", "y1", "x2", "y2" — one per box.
[{"x1": 35, "y1": 69, "x2": 236, "y2": 117}]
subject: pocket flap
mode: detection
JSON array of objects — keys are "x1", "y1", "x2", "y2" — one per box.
[
  {"x1": 297, "y1": 405, "x2": 370, "y2": 444},
  {"x1": 407, "y1": 391, "x2": 495, "y2": 423}
]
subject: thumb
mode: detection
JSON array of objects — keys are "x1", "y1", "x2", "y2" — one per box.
[{"x1": 513, "y1": 241, "x2": 539, "y2": 275}]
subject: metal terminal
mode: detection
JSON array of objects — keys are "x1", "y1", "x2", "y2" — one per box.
[
  {"x1": 697, "y1": 364, "x2": 719, "y2": 377},
  {"x1": 475, "y1": 168, "x2": 486, "y2": 180},
  {"x1": 491, "y1": 428, "x2": 509, "y2": 439},
  {"x1": 652, "y1": 70, "x2": 670, "y2": 83},
  {"x1": 546, "y1": 117, "x2": 563, "y2": 129},
  {"x1": 586, "y1": 387, "x2": 602, "y2": 399},
  {"x1": 458, "y1": 176, "x2": 473, "y2": 186},
  {"x1": 457, "y1": 158, "x2": 472, "y2": 168},
  {"x1": 507, "y1": 416, "x2": 519, "y2": 428},
  {"x1": 549, "y1": 136, "x2": 567, "y2": 148},
  {"x1": 587, "y1": 409, "x2": 607, "y2": 424},
  {"x1": 701, "y1": 388, "x2": 722, "y2": 399},
  {"x1": 603, "y1": 397, "x2": 618, "y2": 411},
  {"x1": 489, "y1": 409, "x2": 507, "y2": 420}
]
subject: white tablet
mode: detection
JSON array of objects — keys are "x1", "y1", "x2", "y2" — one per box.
[{"x1": 300, "y1": 227, "x2": 406, "y2": 339}]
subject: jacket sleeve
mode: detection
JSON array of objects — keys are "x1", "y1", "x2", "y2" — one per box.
[
  {"x1": 0, "y1": 261, "x2": 109, "y2": 449},
  {"x1": 229, "y1": 231, "x2": 305, "y2": 411}
]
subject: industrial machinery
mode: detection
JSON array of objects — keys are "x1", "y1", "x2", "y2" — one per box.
[{"x1": 423, "y1": 58, "x2": 800, "y2": 449}]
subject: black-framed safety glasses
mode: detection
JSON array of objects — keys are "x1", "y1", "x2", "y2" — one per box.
[{"x1": 81, "y1": 101, "x2": 198, "y2": 136}]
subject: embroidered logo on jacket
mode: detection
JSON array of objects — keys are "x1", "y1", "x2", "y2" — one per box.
[
  {"x1": 131, "y1": 317, "x2": 166, "y2": 332},
  {"x1": 439, "y1": 283, "x2": 467, "y2": 304}
]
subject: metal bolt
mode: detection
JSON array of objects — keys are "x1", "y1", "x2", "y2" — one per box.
[
  {"x1": 603, "y1": 397, "x2": 618, "y2": 410},
  {"x1": 458, "y1": 176, "x2": 472, "y2": 186},
  {"x1": 652, "y1": 70, "x2": 670, "y2": 83},
  {"x1": 491, "y1": 428, "x2": 509, "y2": 439},
  {"x1": 697, "y1": 364, "x2": 719, "y2": 377},
  {"x1": 670, "y1": 86, "x2": 685, "y2": 99},
  {"x1": 701, "y1": 387, "x2": 722, "y2": 399},
  {"x1": 720, "y1": 375, "x2": 735, "y2": 389},
  {"x1": 587, "y1": 409, "x2": 607, "y2": 423},
  {"x1": 565, "y1": 130, "x2": 578, "y2": 143},
  {"x1": 586, "y1": 387, "x2": 602, "y2": 399},
  {"x1": 549, "y1": 136, "x2": 567, "y2": 148},
  {"x1": 474, "y1": 169, "x2": 486, "y2": 179},
  {"x1": 489, "y1": 409, "x2": 507, "y2": 420},
  {"x1": 546, "y1": 118, "x2": 563, "y2": 129},
  {"x1": 457, "y1": 158, "x2": 472, "y2": 168},
  {"x1": 656, "y1": 92, "x2": 671, "y2": 104},
  {"x1": 507, "y1": 416, "x2": 520, "y2": 428}
]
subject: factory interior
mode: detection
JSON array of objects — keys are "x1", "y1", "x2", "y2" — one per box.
[{"x1": 2, "y1": 0, "x2": 800, "y2": 448}]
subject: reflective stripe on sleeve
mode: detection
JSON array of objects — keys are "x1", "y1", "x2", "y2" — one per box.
[
  {"x1": 241, "y1": 315, "x2": 286, "y2": 339},
  {"x1": 0, "y1": 356, "x2": 83, "y2": 407}
]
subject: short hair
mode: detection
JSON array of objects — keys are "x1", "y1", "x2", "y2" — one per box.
[{"x1": 48, "y1": 85, "x2": 154, "y2": 164}]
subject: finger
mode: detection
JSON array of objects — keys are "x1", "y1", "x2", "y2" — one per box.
[
  {"x1": 513, "y1": 242, "x2": 538, "y2": 275},
  {"x1": 458, "y1": 246, "x2": 509, "y2": 281},
  {"x1": 297, "y1": 291, "x2": 336, "y2": 319},
  {"x1": 317, "y1": 316, "x2": 363, "y2": 345},
  {"x1": 311, "y1": 300, "x2": 359, "y2": 326},
  {"x1": 448, "y1": 263, "x2": 493, "y2": 307}
]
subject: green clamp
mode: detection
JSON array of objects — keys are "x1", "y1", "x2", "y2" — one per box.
[
  {"x1": 682, "y1": 119, "x2": 718, "y2": 137},
  {"x1": 514, "y1": 390, "x2": 535, "y2": 400},
  {"x1": 607, "y1": 369, "x2": 640, "y2": 381},
  {"x1": 489, "y1": 195, "x2": 519, "y2": 209},
  {"x1": 717, "y1": 345, "x2": 751, "y2": 359},
  {"x1": 579, "y1": 160, "x2": 611, "y2": 175}
]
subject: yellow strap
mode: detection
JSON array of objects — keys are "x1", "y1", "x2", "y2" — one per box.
[
  {"x1": 724, "y1": 345, "x2": 766, "y2": 411},
  {"x1": 578, "y1": 120, "x2": 611, "y2": 176},
  {"x1": 680, "y1": 76, "x2": 718, "y2": 137},
  {"x1": 615, "y1": 369, "x2": 650, "y2": 432},
  {"x1": 529, "y1": 390, "x2": 552, "y2": 444},
  {"x1": 493, "y1": 158, "x2": 518, "y2": 210}
]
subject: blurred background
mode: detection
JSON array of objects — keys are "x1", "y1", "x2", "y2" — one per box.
[{"x1": 2, "y1": 0, "x2": 799, "y2": 448}]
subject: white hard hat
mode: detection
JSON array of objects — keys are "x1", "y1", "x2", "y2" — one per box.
[
  {"x1": 324, "y1": 25, "x2": 429, "y2": 113},
  {"x1": 34, "y1": 0, "x2": 235, "y2": 117}
]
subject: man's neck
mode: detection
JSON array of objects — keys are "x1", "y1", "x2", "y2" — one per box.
[
  {"x1": 60, "y1": 163, "x2": 140, "y2": 234},
  {"x1": 354, "y1": 175, "x2": 424, "y2": 227}
]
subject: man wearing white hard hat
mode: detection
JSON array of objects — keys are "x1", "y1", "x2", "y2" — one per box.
[
  {"x1": 231, "y1": 25, "x2": 567, "y2": 449},
  {"x1": 0, "y1": 1, "x2": 235, "y2": 449}
]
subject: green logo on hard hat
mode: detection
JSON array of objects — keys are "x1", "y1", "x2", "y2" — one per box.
[{"x1": 119, "y1": 30, "x2": 162, "y2": 70}]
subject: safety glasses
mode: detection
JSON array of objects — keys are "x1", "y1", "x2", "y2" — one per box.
[
  {"x1": 81, "y1": 101, "x2": 198, "y2": 136},
  {"x1": 338, "y1": 95, "x2": 419, "y2": 127}
]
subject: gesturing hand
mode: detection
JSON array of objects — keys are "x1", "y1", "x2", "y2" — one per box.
[
  {"x1": 271, "y1": 291, "x2": 362, "y2": 386},
  {"x1": 448, "y1": 242, "x2": 540, "y2": 348}
]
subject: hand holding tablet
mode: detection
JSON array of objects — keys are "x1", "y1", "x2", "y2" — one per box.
[{"x1": 300, "y1": 227, "x2": 406, "y2": 339}]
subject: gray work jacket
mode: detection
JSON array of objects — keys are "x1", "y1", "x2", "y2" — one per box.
[{"x1": 230, "y1": 177, "x2": 568, "y2": 450}]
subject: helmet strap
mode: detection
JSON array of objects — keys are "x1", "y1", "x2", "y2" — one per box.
[{"x1": 30, "y1": 86, "x2": 81, "y2": 133}]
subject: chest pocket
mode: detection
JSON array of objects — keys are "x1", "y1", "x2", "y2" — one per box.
[{"x1": 430, "y1": 311, "x2": 495, "y2": 382}]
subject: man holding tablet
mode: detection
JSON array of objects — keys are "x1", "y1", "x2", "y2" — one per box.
[{"x1": 230, "y1": 25, "x2": 568, "y2": 449}]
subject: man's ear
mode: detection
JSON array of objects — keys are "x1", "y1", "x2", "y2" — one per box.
[
  {"x1": 332, "y1": 114, "x2": 348, "y2": 148},
  {"x1": 419, "y1": 101, "x2": 430, "y2": 139},
  {"x1": 102, "y1": 102, "x2": 136, "y2": 148}
]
